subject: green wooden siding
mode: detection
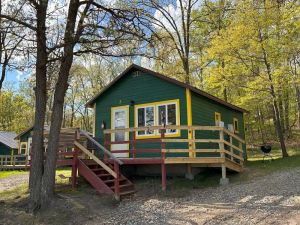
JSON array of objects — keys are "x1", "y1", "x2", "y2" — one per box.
[
  {"x1": 19, "y1": 130, "x2": 31, "y2": 143},
  {"x1": 0, "y1": 143, "x2": 13, "y2": 155},
  {"x1": 191, "y1": 92, "x2": 245, "y2": 158},
  {"x1": 93, "y1": 69, "x2": 245, "y2": 159},
  {"x1": 94, "y1": 70, "x2": 188, "y2": 158}
]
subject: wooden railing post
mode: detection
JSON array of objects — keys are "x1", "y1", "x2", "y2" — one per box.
[
  {"x1": 132, "y1": 131, "x2": 136, "y2": 158},
  {"x1": 229, "y1": 135, "x2": 233, "y2": 162},
  {"x1": 160, "y1": 129, "x2": 166, "y2": 191},
  {"x1": 239, "y1": 142, "x2": 243, "y2": 166},
  {"x1": 72, "y1": 129, "x2": 80, "y2": 188},
  {"x1": 219, "y1": 128, "x2": 228, "y2": 185},
  {"x1": 114, "y1": 160, "x2": 120, "y2": 201},
  {"x1": 104, "y1": 133, "x2": 110, "y2": 161}
]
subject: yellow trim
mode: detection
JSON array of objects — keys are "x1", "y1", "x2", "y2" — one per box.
[
  {"x1": 93, "y1": 103, "x2": 96, "y2": 137},
  {"x1": 215, "y1": 112, "x2": 221, "y2": 124},
  {"x1": 186, "y1": 88, "x2": 194, "y2": 157},
  {"x1": 110, "y1": 105, "x2": 130, "y2": 157},
  {"x1": 19, "y1": 142, "x2": 28, "y2": 155},
  {"x1": 233, "y1": 117, "x2": 239, "y2": 134},
  {"x1": 134, "y1": 99, "x2": 181, "y2": 139}
]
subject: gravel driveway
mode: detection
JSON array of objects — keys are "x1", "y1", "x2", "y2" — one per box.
[
  {"x1": 92, "y1": 168, "x2": 300, "y2": 225},
  {"x1": 0, "y1": 168, "x2": 299, "y2": 225},
  {"x1": 0, "y1": 173, "x2": 29, "y2": 192}
]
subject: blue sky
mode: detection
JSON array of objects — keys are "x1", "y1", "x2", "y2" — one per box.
[{"x1": 2, "y1": 68, "x2": 27, "y2": 90}]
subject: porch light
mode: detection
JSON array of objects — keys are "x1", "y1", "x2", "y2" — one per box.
[{"x1": 101, "y1": 121, "x2": 106, "y2": 129}]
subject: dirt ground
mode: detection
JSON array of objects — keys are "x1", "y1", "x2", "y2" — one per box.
[
  {"x1": 0, "y1": 168, "x2": 299, "y2": 225},
  {"x1": 0, "y1": 173, "x2": 29, "y2": 192}
]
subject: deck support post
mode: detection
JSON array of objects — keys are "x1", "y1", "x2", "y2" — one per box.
[
  {"x1": 220, "y1": 164, "x2": 229, "y2": 185},
  {"x1": 161, "y1": 129, "x2": 167, "y2": 191},
  {"x1": 114, "y1": 161, "x2": 120, "y2": 201},
  {"x1": 219, "y1": 129, "x2": 229, "y2": 185},
  {"x1": 72, "y1": 130, "x2": 80, "y2": 188},
  {"x1": 71, "y1": 148, "x2": 78, "y2": 188},
  {"x1": 185, "y1": 164, "x2": 194, "y2": 180}
]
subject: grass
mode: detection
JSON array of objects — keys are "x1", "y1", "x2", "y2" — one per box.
[
  {"x1": 1, "y1": 149, "x2": 300, "y2": 200},
  {"x1": 0, "y1": 170, "x2": 28, "y2": 179},
  {"x1": 238, "y1": 148, "x2": 300, "y2": 181},
  {"x1": 0, "y1": 167, "x2": 73, "y2": 201},
  {"x1": 134, "y1": 147, "x2": 300, "y2": 196}
]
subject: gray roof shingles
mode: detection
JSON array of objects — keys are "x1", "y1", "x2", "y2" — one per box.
[{"x1": 0, "y1": 131, "x2": 18, "y2": 149}]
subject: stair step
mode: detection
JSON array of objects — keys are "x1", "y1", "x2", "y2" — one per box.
[
  {"x1": 104, "y1": 178, "x2": 126, "y2": 184},
  {"x1": 97, "y1": 173, "x2": 113, "y2": 178},
  {"x1": 120, "y1": 190, "x2": 135, "y2": 196},
  {"x1": 111, "y1": 183, "x2": 133, "y2": 190},
  {"x1": 91, "y1": 168, "x2": 105, "y2": 172}
]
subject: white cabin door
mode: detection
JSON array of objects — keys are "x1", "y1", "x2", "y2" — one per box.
[{"x1": 111, "y1": 106, "x2": 129, "y2": 158}]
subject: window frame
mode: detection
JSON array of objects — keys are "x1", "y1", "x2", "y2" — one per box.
[
  {"x1": 135, "y1": 104, "x2": 155, "y2": 137},
  {"x1": 134, "y1": 99, "x2": 180, "y2": 139},
  {"x1": 19, "y1": 142, "x2": 27, "y2": 155},
  {"x1": 215, "y1": 112, "x2": 221, "y2": 125},
  {"x1": 233, "y1": 117, "x2": 239, "y2": 134}
]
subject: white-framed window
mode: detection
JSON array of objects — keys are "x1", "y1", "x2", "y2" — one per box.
[
  {"x1": 136, "y1": 105, "x2": 155, "y2": 136},
  {"x1": 135, "y1": 100, "x2": 180, "y2": 138},
  {"x1": 157, "y1": 102, "x2": 178, "y2": 134},
  {"x1": 20, "y1": 142, "x2": 27, "y2": 155}
]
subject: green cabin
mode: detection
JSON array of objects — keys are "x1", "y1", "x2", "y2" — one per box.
[
  {"x1": 15, "y1": 125, "x2": 50, "y2": 157},
  {"x1": 85, "y1": 64, "x2": 247, "y2": 177},
  {"x1": 0, "y1": 131, "x2": 18, "y2": 155}
]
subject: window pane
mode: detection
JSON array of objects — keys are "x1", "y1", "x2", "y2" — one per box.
[
  {"x1": 138, "y1": 108, "x2": 145, "y2": 135},
  {"x1": 167, "y1": 104, "x2": 176, "y2": 125},
  {"x1": 158, "y1": 105, "x2": 166, "y2": 126},
  {"x1": 145, "y1": 107, "x2": 154, "y2": 134},
  {"x1": 167, "y1": 104, "x2": 176, "y2": 133}
]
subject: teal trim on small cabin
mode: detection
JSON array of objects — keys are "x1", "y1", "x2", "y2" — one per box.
[
  {"x1": 88, "y1": 64, "x2": 247, "y2": 158},
  {"x1": 0, "y1": 143, "x2": 14, "y2": 155}
]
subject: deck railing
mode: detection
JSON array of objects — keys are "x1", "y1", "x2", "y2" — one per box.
[
  {"x1": 0, "y1": 154, "x2": 29, "y2": 170},
  {"x1": 103, "y1": 125, "x2": 245, "y2": 166}
]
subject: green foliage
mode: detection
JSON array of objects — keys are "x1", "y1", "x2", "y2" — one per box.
[{"x1": 0, "y1": 91, "x2": 34, "y2": 133}]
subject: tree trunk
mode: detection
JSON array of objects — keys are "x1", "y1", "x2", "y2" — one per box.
[
  {"x1": 283, "y1": 90, "x2": 290, "y2": 137},
  {"x1": 0, "y1": 57, "x2": 8, "y2": 90},
  {"x1": 271, "y1": 96, "x2": 288, "y2": 157},
  {"x1": 259, "y1": 29, "x2": 288, "y2": 157},
  {"x1": 40, "y1": 0, "x2": 82, "y2": 206},
  {"x1": 28, "y1": 0, "x2": 48, "y2": 212},
  {"x1": 183, "y1": 57, "x2": 190, "y2": 84},
  {"x1": 295, "y1": 86, "x2": 300, "y2": 129}
]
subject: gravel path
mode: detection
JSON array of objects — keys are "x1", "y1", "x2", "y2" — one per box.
[
  {"x1": 91, "y1": 168, "x2": 300, "y2": 225},
  {"x1": 0, "y1": 173, "x2": 29, "y2": 192},
  {"x1": 0, "y1": 168, "x2": 299, "y2": 224}
]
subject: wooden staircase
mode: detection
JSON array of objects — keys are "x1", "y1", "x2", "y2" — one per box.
[
  {"x1": 78, "y1": 159, "x2": 135, "y2": 197},
  {"x1": 73, "y1": 131, "x2": 134, "y2": 200}
]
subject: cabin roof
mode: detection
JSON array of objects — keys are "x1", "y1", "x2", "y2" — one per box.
[
  {"x1": 0, "y1": 131, "x2": 18, "y2": 149},
  {"x1": 85, "y1": 64, "x2": 248, "y2": 113},
  {"x1": 15, "y1": 125, "x2": 50, "y2": 140}
]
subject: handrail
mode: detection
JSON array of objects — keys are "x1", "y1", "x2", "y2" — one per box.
[
  {"x1": 79, "y1": 129, "x2": 123, "y2": 165},
  {"x1": 74, "y1": 141, "x2": 117, "y2": 178},
  {"x1": 223, "y1": 128, "x2": 245, "y2": 144},
  {"x1": 102, "y1": 125, "x2": 245, "y2": 166},
  {"x1": 104, "y1": 125, "x2": 223, "y2": 133}
]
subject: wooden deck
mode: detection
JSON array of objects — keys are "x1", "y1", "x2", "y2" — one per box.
[{"x1": 5, "y1": 125, "x2": 245, "y2": 198}]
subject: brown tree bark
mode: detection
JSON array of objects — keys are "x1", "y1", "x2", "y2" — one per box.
[
  {"x1": 40, "y1": 0, "x2": 91, "y2": 206},
  {"x1": 28, "y1": 0, "x2": 48, "y2": 211}
]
